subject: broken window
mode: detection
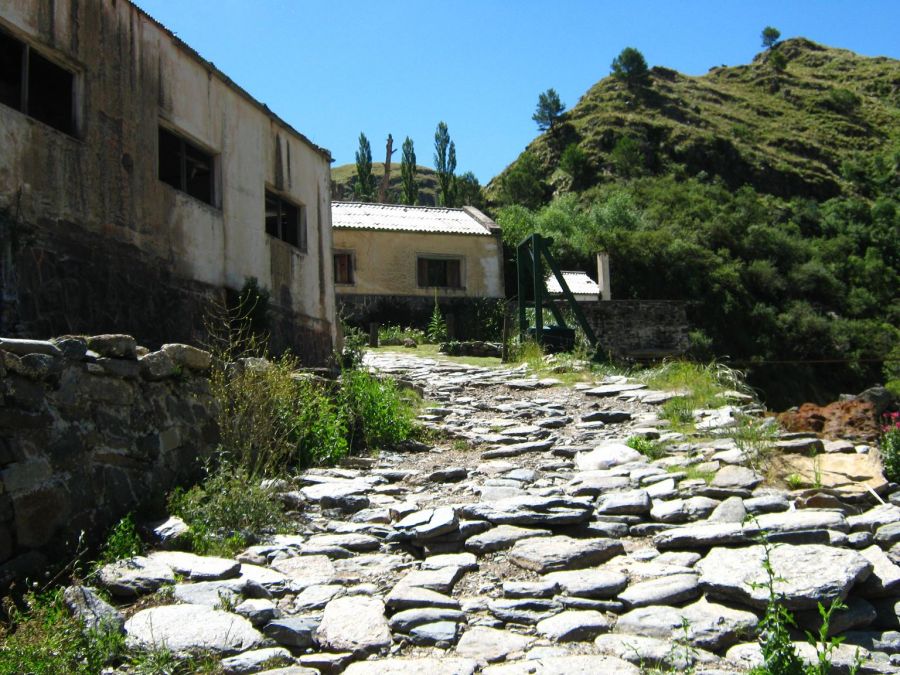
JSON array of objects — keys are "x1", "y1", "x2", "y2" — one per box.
[
  {"x1": 334, "y1": 252, "x2": 354, "y2": 284},
  {"x1": 265, "y1": 191, "x2": 306, "y2": 251},
  {"x1": 417, "y1": 257, "x2": 462, "y2": 289},
  {"x1": 158, "y1": 126, "x2": 215, "y2": 206},
  {"x1": 0, "y1": 27, "x2": 75, "y2": 135}
]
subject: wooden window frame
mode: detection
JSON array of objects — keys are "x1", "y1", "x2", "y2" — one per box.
[
  {"x1": 416, "y1": 255, "x2": 464, "y2": 290},
  {"x1": 333, "y1": 251, "x2": 355, "y2": 285}
]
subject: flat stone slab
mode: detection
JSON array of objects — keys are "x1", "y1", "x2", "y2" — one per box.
[
  {"x1": 618, "y1": 573, "x2": 700, "y2": 608},
  {"x1": 465, "y1": 525, "x2": 552, "y2": 554},
  {"x1": 482, "y1": 439, "x2": 555, "y2": 459},
  {"x1": 148, "y1": 551, "x2": 240, "y2": 580},
  {"x1": 614, "y1": 597, "x2": 758, "y2": 651},
  {"x1": 454, "y1": 627, "x2": 533, "y2": 662},
  {"x1": 386, "y1": 585, "x2": 460, "y2": 611},
  {"x1": 395, "y1": 507, "x2": 459, "y2": 540},
  {"x1": 652, "y1": 522, "x2": 748, "y2": 550},
  {"x1": 270, "y1": 554, "x2": 336, "y2": 588},
  {"x1": 509, "y1": 536, "x2": 624, "y2": 573},
  {"x1": 459, "y1": 496, "x2": 593, "y2": 526},
  {"x1": 98, "y1": 556, "x2": 176, "y2": 597},
  {"x1": 697, "y1": 544, "x2": 873, "y2": 610},
  {"x1": 575, "y1": 443, "x2": 644, "y2": 471},
  {"x1": 535, "y1": 610, "x2": 610, "y2": 641},
  {"x1": 584, "y1": 383, "x2": 647, "y2": 397},
  {"x1": 481, "y1": 655, "x2": 640, "y2": 674},
  {"x1": 343, "y1": 658, "x2": 478, "y2": 675},
  {"x1": 125, "y1": 604, "x2": 263, "y2": 654},
  {"x1": 315, "y1": 595, "x2": 391, "y2": 654},
  {"x1": 220, "y1": 647, "x2": 293, "y2": 674},
  {"x1": 596, "y1": 489, "x2": 651, "y2": 516},
  {"x1": 395, "y1": 566, "x2": 464, "y2": 594},
  {"x1": 594, "y1": 634, "x2": 720, "y2": 671},
  {"x1": 726, "y1": 640, "x2": 870, "y2": 673},
  {"x1": 542, "y1": 569, "x2": 628, "y2": 598}
]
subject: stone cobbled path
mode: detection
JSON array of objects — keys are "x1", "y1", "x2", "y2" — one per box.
[{"x1": 85, "y1": 351, "x2": 900, "y2": 674}]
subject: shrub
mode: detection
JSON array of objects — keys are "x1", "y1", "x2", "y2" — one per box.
[
  {"x1": 378, "y1": 324, "x2": 425, "y2": 345},
  {"x1": 168, "y1": 466, "x2": 285, "y2": 556},
  {"x1": 340, "y1": 369, "x2": 416, "y2": 453},
  {"x1": 880, "y1": 412, "x2": 900, "y2": 482},
  {"x1": 661, "y1": 396, "x2": 695, "y2": 425},
  {"x1": 0, "y1": 589, "x2": 124, "y2": 674}
]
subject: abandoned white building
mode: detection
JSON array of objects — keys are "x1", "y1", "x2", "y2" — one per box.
[
  {"x1": 331, "y1": 202, "x2": 505, "y2": 338},
  {"x1": 0, "y1": 0, "x2": 336, "y2": 362}
]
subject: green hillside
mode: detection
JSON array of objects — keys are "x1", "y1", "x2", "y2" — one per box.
[
  {"x1": 331, "y1": 163, "x2": 441, "y2": 206},
  {"x1": 487, "y1": 38, "x2": 900, "y2": 203},
  {"x1": 488, "y1": 38, "x2": 899, "y2": 407}
]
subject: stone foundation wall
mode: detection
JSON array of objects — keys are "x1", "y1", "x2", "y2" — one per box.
[
  {"x1": 338, "y1": 294, "x2": 506, "y2": 342},
  {"x1": 580, "y1": 300, "x2": 690, "y2": 359},
  {"x1": 0, "y1": 335, "x2": 218, "y2": 587}
]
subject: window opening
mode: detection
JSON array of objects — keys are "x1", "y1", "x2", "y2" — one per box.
[
  {"x1": 265, "y1": 191, "x2": 306, "y2": 251},
  {"x1": 417, "y1": 257, "x2": 462, "y2": 289},
  {"x1": 334, "y1": 252, "x2": 354, "y2": 284},
  {"x1": 158, "y1": 126, "x2": 215, "y2": 206},
  {"x1": 0, "y1": 27, "x2": 75, "y2": 135}
]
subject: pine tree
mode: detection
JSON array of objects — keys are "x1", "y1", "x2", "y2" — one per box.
[
  {"x1": 610, "y1": 47, "x2": 650, "y2": 90},
  {"x1": 532, "y1": 88, "x2": 566, "y2": 131},
  {"x1": 400, "y1": 136, "x2": 418, "y2": 205}
]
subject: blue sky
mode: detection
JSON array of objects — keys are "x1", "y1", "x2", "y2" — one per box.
[{"x1": 137, "y1": 1, "x2": 900, "y2": 184}]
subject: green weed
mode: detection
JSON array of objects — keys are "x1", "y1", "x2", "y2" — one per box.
[
  {"x1": 626, "y1": 435, "x2": 668, "y2": 460},
  {"x1": 660, "y1": 397, "x2": 696, "y2": 427},
  {"x1": 167, "y1": 466, "x2": 285, "y2": 557},
  {"x1": 0, "y1": 589, "x2": 124, "y2": 674},
  {"x1": 95, "y1": 513, "x2": 143, "y2": 569},
  {"x1": 730, "y1": 414, "x2": 779, "y2": 473}
]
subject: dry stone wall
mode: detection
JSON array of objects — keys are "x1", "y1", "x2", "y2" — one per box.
[
  {"x1": 579, "y1": 300, "x2": 690, "y2": 359},
  {"x1": 0, "y1": 334, "x2": 217, "y2": 587}
]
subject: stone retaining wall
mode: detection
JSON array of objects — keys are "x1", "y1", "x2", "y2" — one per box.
[
  {"x1": 580, "y1": 300, "x2": 691, "y2": 359},
  {"x1": 0, "y1": 334, "x2": 218, "y2": 587}
]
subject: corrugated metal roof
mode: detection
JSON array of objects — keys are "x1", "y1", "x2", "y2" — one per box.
[
  {"x1": 332, "y1": 202, "x2": 495, "y2": 235},
  {"x1": 546, "y1": 271, "x2": 600, "y2": 296}
]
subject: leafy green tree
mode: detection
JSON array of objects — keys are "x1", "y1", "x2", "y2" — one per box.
[
  {"x1": 761, "y1": 26, "x2": 781, "y2": 49},
  {"x1": 501, "y1": 151, "x2": 546, "y2": 209},
  {"x1": 400, "y1": 136, "x2": 418, "y2": 205},
  {"x1": 434, "y1": 121, "x2": 457, "y2": 206},
  {"x1": 559, "y1": 143, "x2": 591, "y2": 189},
  {"x1": 532, "y1": 88, "x2": 566, "y2": 131},
  {"x1": 611, "y1": 47, "x2": 650, "y2": 90},
  {"x1": 353, "y1": 132, "x2": 375, "y2": 201},
  {"x1": 456, "y1": 171, "x2": 483, "y2": 207}
]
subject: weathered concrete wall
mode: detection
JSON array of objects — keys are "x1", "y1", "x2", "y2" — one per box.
[
  {"x1": 338, "y1": 295, "x2": 506, "y2": 342},
  {"x1": 0, "y1": 0, "x2": 335, "y2": 360},
  {"x1": 0, "y1": 335, "x2": 217, "y2": 587},
  {"x1": 580, "y1": 300, "x2": 691, "y2": 358},
  {"x1": 332, "y1": 228, "x2": 505, "y2": 299}
]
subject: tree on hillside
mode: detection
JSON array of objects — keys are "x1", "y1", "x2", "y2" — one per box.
[
  {"x1": 532, "y1": 88, "x2": 566, "y2": 131},
  {"x1": 611, "y1": 47, "x2": 650, "y2": 90},
  {"x1": 559, "y1": 143, "x2": 591, "y2": 190},
  {"x1": 434, "y1": 121, "x2": 457, "y2": 207},
  {"x1": 761, "y1": 26, "x2": 781, "y2": 49},
  {"x1": 353, "y1": 132, "x2": 375, "y2": 202},
  {"x1": 400, "y1": 136, "x2": 418, "y2": 206},
  {"x1": 610, "y1": 135, "x2": 645, "y2": 178},
  {"x1": 501, "y1": 151, "x2": 546, "y2": 209},
  {"x1": 456, "y1": 171, "x2": 483, "y2": 208}
]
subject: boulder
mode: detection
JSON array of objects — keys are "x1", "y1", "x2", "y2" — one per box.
[
  {"x1": 125, "y1": 604, "x2": 263, "y2": 654},
  {"x1": 509, "y1": 536, "x2": 624, "y2": 573},
  {"x1": 315, "y1": 595, "x2": 392, "y2": 654}
]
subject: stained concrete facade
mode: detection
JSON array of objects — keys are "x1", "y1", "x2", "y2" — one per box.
[{"x1": 0, "y1": 0, "x2": 336, "y2": 362}]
